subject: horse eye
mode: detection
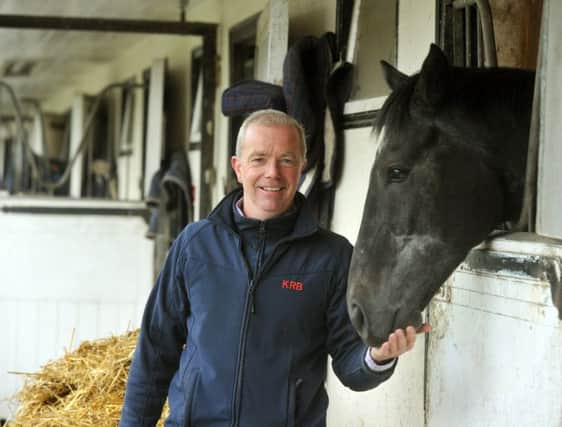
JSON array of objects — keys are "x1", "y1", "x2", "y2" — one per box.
[{"x1": 387, "y1": 167, "x2": 410, "y2": 183}]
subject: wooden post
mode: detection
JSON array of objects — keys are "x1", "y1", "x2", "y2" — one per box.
[{"x1": 199, "y1": 29, "x2": 217, "y2": 218}]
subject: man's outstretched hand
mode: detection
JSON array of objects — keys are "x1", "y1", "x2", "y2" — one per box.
[{"x1": 370, "y1": 324, "x2": 432, "y2": 363}]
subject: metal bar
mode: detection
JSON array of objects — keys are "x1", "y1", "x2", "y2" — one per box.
[
  {"x1": 465, "y1": 6, "x2": 471, "y2": 66},
  {"x1": 0, "y1": 114, "x2": 33, "y2": 123},
  {"x1": 476, "y1": 9, "x2": 483, "y2": 67},
  {"x1": 474, "y1": 0, "x2": 497, "y2": 66},
  {"x1": 452, "y1": 0, "x2": 497, "y2": 66},
  {"x1": 0, "y1": 204, "x2": 149, "y2": 219},
  {"x1": 0, "y1": 81, "x2": 27, "y2": 194},
  {"x1": 452, "y1": 8, "x2": 464, "y2": 66},
  {"x1": 343, "y1": 110, "x2": 379, "y2": 130},
  {"x1": 0, "y1": 14, "x2": 216, "y2": 36},
  {"x1": 439, "y1": 0, "x2": 446, "y2": 49}
]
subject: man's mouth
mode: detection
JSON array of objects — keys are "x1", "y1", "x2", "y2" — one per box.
[{"x1": 259, "y1": 186, "x2": 283, "y2": 192}]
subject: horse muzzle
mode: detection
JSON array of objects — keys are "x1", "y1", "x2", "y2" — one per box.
[{"x1": 348, "y1": 299, "x2": 423, "y2": 347}]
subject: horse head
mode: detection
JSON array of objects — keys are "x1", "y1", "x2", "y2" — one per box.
[{"x1": 347, "y1": 44, "x2": 534, "y2": 347}]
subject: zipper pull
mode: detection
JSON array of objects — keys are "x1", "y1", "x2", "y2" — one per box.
[
  {"x1": 258, "y1": 221, "x2": 266, "y2": 238},
  {"x1": 250, "y1": 287, "x2": 256, "y2": 314},
  {"x1": 249, "y1": 280, "x2": 256, "y2": 314}
]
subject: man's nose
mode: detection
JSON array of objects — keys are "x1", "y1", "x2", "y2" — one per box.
[{"x1": 264, "y1": 160, "x2": 281, "y2": 177}]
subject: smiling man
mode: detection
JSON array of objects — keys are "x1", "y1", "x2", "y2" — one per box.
[
  {"x1": 230, "y1": 112, "x2": 305, "y2": 220},
  {"x1": 120, "y1": 109, "x2": 428, "y2": 427}
]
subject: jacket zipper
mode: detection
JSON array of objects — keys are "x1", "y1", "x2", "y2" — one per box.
[
  {"x1": 230, "y1": 223, "x2": 314, "y2": 427},
  {"x1": 252, "y1": 221, "x2": 266, "y2": 314},
  {"x1": 231, "y1": 232, "x2": 255, "y2": 427},
  {"x1": 230, "y1": 278, "x2": 254, "y2": 427},
  {"x1": 231, "y1": 222, "x2": 267, "y2": 426},
  {"x1": 287, "y1": 378, "x2": 304, "y2": 427}
]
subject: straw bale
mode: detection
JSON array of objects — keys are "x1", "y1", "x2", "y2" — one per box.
[{"x1": 7, "y1": 329, "x2": 169, "y2": 426}]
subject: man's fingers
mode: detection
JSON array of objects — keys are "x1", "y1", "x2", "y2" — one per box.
[
  {"x1": 405, "y1": 326, "x2": 416, "y2": 349},
  {"x1": 372, "y1": 324, "x2": 433, "y2": 361},
  {"x1": 378, "y1": 342, "x2": 390, "y2": 358},
  {"x1": 416, "y1": 323, "x2": 432, "y2": 334},
  {"x1": 383, "y1": 342, "x2": 391, "y2": 356},
  {"x1": 386, "y1": 333, "x2": 396, "y2": 355},
  {"x1": 395, "y1": 329, "x2": 407, "y2": 351}
]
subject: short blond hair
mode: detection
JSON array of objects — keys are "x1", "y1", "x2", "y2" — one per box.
[{"x1": 235, "y1": 109, "x2": 307, "y2": 162}]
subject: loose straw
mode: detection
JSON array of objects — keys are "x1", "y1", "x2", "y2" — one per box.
[{"x1": 6, "y1": 329, "x2": 169, "y2": 426}]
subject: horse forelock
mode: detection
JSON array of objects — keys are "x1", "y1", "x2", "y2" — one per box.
[
  {"x1": 374, "y1": 75, "x2": 424, "y2": 153},
  {"x1": 376, "y1": 77, "x2": 418, "y2": 133}
]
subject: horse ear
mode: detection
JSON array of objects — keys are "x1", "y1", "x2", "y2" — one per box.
[
  {"x1": 381, "y1": 60, "x2": 408, "y2": 91},
  {"x1": 413, "y1": 43, "x2": 449, "y2": 112}
]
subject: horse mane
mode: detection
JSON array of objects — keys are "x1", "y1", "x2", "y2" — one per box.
[
  {"x1": 375, "y1": 66, "x2": 535, "y2": 162},
  {"x1": 446, "y1": 67, "x2": 535, "y2": 128}
]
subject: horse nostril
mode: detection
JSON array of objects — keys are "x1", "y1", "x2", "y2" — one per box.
[{"x1": 349, "y1": 301, "x2": 366, "y2": 334}]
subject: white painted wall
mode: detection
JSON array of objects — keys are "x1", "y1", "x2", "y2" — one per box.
[
  {"x1": 0, "y1": 197, "x2": 153, "y2": 421},
  {"x1": 397, "y1": 0, "x2": 437, "y2": 73},
  {"x1": 427, "y1": 235, "x2": 562, "y2": 427},
  {"x1": 328, "y1": 127, "x2": 426, "y2": 427}
]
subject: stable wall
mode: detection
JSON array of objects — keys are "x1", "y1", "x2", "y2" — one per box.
[
  {"x1": 326, "y1": 1, "x2": 436, "y2": 425},
  {"x1": 0, "y1": 197, "x2": 153, "y2": 420},
  {"x1": 328, "y1": 126, "x2": 427, "y2": 427},
  {"x1": 427, "y1": 235, "x2": 562, "y2": 427}
]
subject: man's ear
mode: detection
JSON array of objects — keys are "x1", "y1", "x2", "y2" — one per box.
[
  {"x1": 300, "y1": 158, "x2": 307, "y2": 172},
  {"x1": 231, "y1": 156, "x2": 242, "y2": 183}
]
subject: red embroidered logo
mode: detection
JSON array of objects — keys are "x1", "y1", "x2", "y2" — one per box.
[{"x1": 281, "y1": 280, "x2": 304, "y2": 292}]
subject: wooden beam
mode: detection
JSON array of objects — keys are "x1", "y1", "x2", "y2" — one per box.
[{"x1": 0, "y1": 14, "x2": 216, "y2": 36}]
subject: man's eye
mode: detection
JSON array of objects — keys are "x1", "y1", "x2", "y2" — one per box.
[
  {"x1": 281, "y1": 158, "x2": 295, "y2": 165},
  {"x1": 387, "y1": 166, "x2": 410, "y2": 183},
  {"x1": 251, "y1": 157, "x2": 264, "y2": 163}
]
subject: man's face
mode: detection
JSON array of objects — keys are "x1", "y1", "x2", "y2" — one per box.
[{"x1": 231, "y1": 124, "x2": 304, "y2": 220}]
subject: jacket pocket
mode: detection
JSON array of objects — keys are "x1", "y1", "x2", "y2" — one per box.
[
  {"x1": 286, "y1": 378, "x2": 303, "y2": 427},
  {"x1": 167, "y1": 348, "x2": 198, "y2": 426}
]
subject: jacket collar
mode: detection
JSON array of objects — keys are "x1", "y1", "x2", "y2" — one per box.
[{"x1": 208, "y1": 188, "x2": 318, "y2": 239}]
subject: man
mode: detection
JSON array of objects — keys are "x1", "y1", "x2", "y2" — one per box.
[{"x1": 120, "y1": 109, "x2": 430, "y2": 426}]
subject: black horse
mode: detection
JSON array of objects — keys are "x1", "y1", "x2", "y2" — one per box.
[{"x1": 347, "y1": 44, "x2": 536, "y2": 347}]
